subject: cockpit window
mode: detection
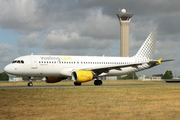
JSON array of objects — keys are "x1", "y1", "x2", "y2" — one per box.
[
  {"x1": 12, "y1": 60, "x2": 24, "y2": 64},
  {"x1": 12, "y1": 60, "x2": 16, "y2": 63},
  {"x1": 21, "y1": 60, "x2": 24, "y2": 63}
]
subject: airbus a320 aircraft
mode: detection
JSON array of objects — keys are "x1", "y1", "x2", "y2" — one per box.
[{"x1": 4, "y1": 32, "x2": 173, "y2": 86}]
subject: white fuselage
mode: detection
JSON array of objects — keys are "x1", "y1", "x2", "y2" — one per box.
[{"x1": 4, "y1": 55, "x2": 151, "y2": 77}]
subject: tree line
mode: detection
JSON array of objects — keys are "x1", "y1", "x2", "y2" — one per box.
[
  {"x1": 0, "y1": 72, "x2": 9, "y2": 81},
  {"x1": 119, "y1": 70, "x2": 174, "y2": 80}
]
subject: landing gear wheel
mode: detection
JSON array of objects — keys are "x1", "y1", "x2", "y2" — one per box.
[
  {"x1": 27, "y1": 77, "x2": 33, "y2": 87},
  {"x1": 94, "y1": 80, "x2": 102, "y2": 86},
  {"x1": 27, "y1": 82, "x2": 33, "y2": 87},
  {"x1": 74, "y1": 82, "x2": 82, "y2": 86}
]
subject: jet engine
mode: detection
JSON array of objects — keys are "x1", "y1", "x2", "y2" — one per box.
[
  {"x1": 72, "y1": 70, "x2": 94, "y2": 83},
  {"x1": 46, "y1": 77, "x2": 67, "y2": 83}
]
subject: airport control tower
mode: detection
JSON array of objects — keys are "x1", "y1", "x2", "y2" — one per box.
[{"x1": 117, "y1": 9, "x2": 133, "y2": 57}]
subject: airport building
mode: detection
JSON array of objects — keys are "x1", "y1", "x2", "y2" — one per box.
[
  {"x1": 117, "y1": 9, "x2": 133, "y2": 57},
  {"x1": 8, "y1": 75, "x2": 23, "y2": 82}
]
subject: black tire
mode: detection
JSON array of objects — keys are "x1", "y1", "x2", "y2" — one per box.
[
  {"x1": 74, "y1": 82, "x2": 82, "y2": 86},
  {"x1": 94, "y1": 80, "x2": 102, "y2": 86},
  {"x1": 27, "y1": 82, "x2": 33, "y2": 87}
]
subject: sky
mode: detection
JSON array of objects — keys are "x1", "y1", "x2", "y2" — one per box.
[{"x1": 0, "y1": 0, "x2": 180, "y2": 77}]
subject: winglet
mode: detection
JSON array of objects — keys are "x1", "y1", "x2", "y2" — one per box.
[{"x1": 157, "y1": 58, "x2": 162, "y2": 64}]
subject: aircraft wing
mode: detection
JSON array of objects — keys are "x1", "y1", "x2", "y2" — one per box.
[
  {"x1": 77, "y1": 58, "x2": 174, "y2": 75},
  {"x1": 78, "y1": 62, "x2": 146, "y2": 75}
]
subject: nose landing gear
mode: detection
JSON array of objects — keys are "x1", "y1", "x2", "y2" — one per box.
[{"x1": 27, "y1": 77, "x2": 33, "y2": 87}]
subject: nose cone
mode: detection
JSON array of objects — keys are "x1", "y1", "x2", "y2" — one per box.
[{"x1": 4, "y1": 64, "x2": 13, "y2": 74}]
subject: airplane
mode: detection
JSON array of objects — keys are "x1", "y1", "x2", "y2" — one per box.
[{"x1": 4, "y1": 32, "x2": 173, "y2": 87}]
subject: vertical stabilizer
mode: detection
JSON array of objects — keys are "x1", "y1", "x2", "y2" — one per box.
[{"x1": 134, "y1": 32, "x2": 157, "y2": 59}]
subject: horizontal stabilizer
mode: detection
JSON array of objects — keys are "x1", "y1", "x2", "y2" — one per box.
[
  {"x1": 161, "y1": 59, "x2": 175, "y2": 62},
  {"x1": 149, "y1": 58, "x2": 174, "y2": 65}
]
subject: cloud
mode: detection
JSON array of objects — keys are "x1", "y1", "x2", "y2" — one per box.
[
  {"x1": 0, "y1": 0, "x2": 67, "y2": 32},
  {"x1": 41, "y1": 9, "x2": 120, "y2": 55},
  {"x1": 0, "y1": 43, "x2": 19, "y2": 72},
  {"x1": 17, "y1": 33, "x2": 40, "y2": 55},
  {"x1": 0, "y1": 43, "x2": 16, "y2": 63},
  {"x1": 17, "y1": 33, "x2": 39, "y2": 47},
  {"x1": 43, "y1": 29, "x2": 116, "y2": 55},
  {"x1": 157, "y1": 13, "x2": 180, "y2": 35},
  {"x1": 0, "y1": 0, "x2": 42, "y2": 32},
  {"x1": 0, "y1": 0, "x2": 91, "y2": 33},
  {"x1": 79, "y1": 9, "x2": 119, "y2": 40}
]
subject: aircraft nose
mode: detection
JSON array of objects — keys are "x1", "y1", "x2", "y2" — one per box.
[{"x1": 4, "y1": 64, "x2": 13, "y2": 74}]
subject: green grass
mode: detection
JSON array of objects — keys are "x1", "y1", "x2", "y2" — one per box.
[{"x1": 1, "y1": 80, "x2": 180, "y2": 120}]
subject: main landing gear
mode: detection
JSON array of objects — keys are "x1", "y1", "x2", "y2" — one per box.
[
  {"x1": 73, "y1": 79, "x2": 103, "y2": 86},
  {"x1": 94, "y1": 79, "x2": 102, "y2": 86},
  {"x1": 27, "y1": 77, "x2": 33, "y2": 87},
  {"x1": 74, "y1": 82, "x2": 82, "y2": 86}
]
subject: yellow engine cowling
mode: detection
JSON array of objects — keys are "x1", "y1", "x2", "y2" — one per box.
[
  {"x1": 46, "y1": 77, "x2": 67, "y2": 83},
  {"x1": 72, "y1": 70, "x2": 94, "y2": 83}
]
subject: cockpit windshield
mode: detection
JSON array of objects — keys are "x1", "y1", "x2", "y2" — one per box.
[{"x1": 12, "y1": 60, "x2": 24, "y2": 64}]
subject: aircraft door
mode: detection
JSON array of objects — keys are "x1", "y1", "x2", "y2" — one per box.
[{"x1": 31, "y1": 56, "x2": 37, "y2": 69}]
